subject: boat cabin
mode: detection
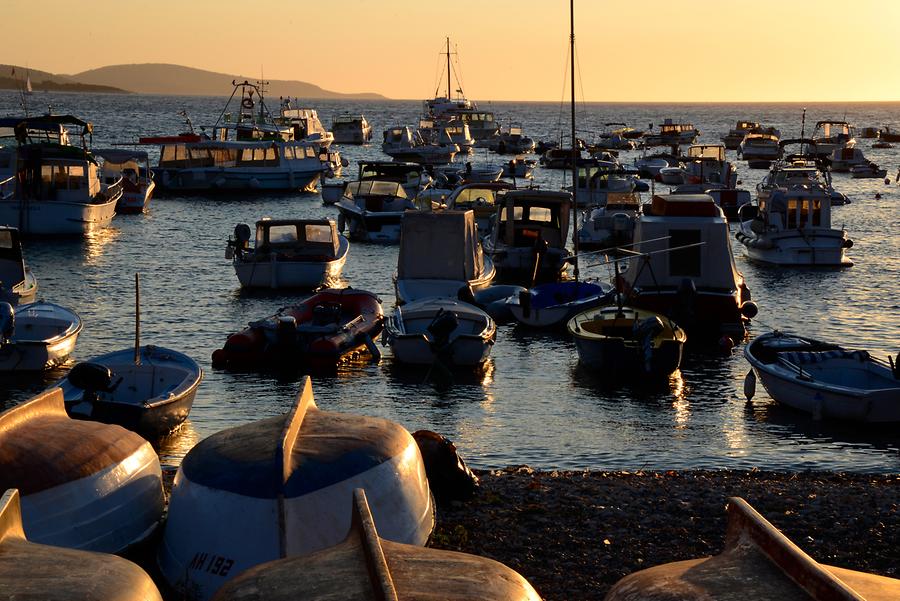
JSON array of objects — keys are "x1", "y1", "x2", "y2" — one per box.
[
  {"x1": 755, "y1": 189, "x2": 831, "y2": 232},
  {"x1": 733, "y1": 120, "x2": 760, "y2": 132},
  {"x1": 687, "y1": 144, "x2": 725, "y2": 161},
  {"x1": 343, "y1": 180, "x2": 415, "y2": 212},
  {"x1": 659, "y1": 120, "x2": 696, "y2": 135},
  {"x1": 383, "y1": 126, "x2": 419, "y2": 147},
  {"x1": 278, "y1": 106, "x2": 329, "y2": 141},
  {"x1": 157, "y1": 141, "x2": 318, "y2": 170},
  {"x1": 94, "y1": 149, "x2": 150, "y2": 189},
  {"x1": 358, "y1": 161, "x2": 422, "y2": 182},
  {"x1": 12, "y1": 144, "x2": 108, "y2": 202},
  {"x1": 248, "y1": 219, "x2": 341, "y2": 260},
  {"x1": 492, "y1": 190, "x2": 571, "y2": 251},
  {"x1": 813, "y1": 120, "x2": 853, "y2": 143}
]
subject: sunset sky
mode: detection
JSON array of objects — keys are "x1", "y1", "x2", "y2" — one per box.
[{"x1": 6, "y1": 0, "x2": 900, "y2": 102}]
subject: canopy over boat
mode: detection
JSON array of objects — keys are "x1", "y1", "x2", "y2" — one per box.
[
  {"x1": 398, "y1": 210, "x2": 483, "y2": 282},
  {"x1": 91, "y1": 148, "x2": 150, "y2": 164},
  {"x1": 253, "y1": 219, "x2": 341, "y2": 259}
]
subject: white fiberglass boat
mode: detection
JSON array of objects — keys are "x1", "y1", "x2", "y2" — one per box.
[
  {"x1": 95, "y1": 148, "x2": 155, "y2": 214},
  {"x1": 0, "y1": 301, "x2": 82, "y2": 371},
  {"x1": 382, "y1": 126, "x2": 459, "y2": 165},
  {"x1": 335, "y1": 180, "x2": 419, "y2": 243},
  {"x1": 330, "y1": 113, "x2": 372, "y2": 144}
]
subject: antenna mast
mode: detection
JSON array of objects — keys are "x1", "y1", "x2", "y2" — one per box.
[{"x1": 570, "y1": 0, "x2": 579, "y2": 281}]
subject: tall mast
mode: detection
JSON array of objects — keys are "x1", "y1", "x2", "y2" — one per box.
[
  {"x1": 446, "y1": 37, "x2": 452, "y2": 99},
  {"x1": 570, "y1": 0, "x2": 579, "y2": 281}
]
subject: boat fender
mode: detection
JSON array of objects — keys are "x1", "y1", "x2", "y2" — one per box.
[
  {"x1": 740, "y1": 301, "x2": 758, "y2": 319},
  {"x1": 0, "y1": 302, "x2": 13, "y2": 342},
  {"x1": 412, "y1": 430, "x2": 479, "y2": 503},
  {"x1": 743, "y1": 369, "x2": 756, "y2": 401},
  {"x1": 842, "y1": 238, "x2": 853, "y2": 249}
]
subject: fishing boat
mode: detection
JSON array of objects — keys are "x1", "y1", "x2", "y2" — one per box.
[
  {"x1": 227, "y1": 218, "x2": 348, "y2": 289},
  {"x1": 568, "y1": 302, "x2": 686, "y2": 377},
  {"x1": 384, "y1": 297, "x2": 496, "y2": 367},
  {"x1": 811, "y1": 120, "x2": 855, "y2": 156},
  {"x1": 485, "y1": 123, "x2": 536, "y2": 154},
  {"x1": 738, "y1": 131, "x2": 781, "y2": 162},
  {"x1": 619, "y1": 194, "x2": 757, "y2": 341},
  {"x1": 394, "y1": 210, "x2": 495, "y2": 304},
  {"x1": 94, "y1": 148, "x2": 155, "y2": 213},
  {"x1": 605, "y1": 496, "x2": 900, "y2": 600},
  {"x1": 335, "y1": 180, "x2": 420, "y2": 243},
  {"x1": 210, "y1": 488, "x2": 540, "y2": 601},
  {"x1": 744, "y1": 331, "x2": 900, "y2": 422},
  {"x1": 330, "y1": 113, "x2": 372, "y2": 144},
  {"x1": 0, "y1": 226, "x2": 37, "y2": 304},
  {"x1": 483, "y1": 189, "x2": 573, "y2": 286},
  {"x1": 736, "y1": 187, "x2": 853, "y2": 267},
  {"x1": 680, "y1": 144, "x2": 737, "y2": 187},
  {"x1": 211, "y1": 287, "x2": 383, "y2": 372},
  {"x1": 157, "y1": 377, "x2": 434, "y2": 601},
  {"x1": 849, "y1": 162, "x2": 888, "y2": 179},
  {"x1": 0, "y1": 488, "x2": 163, "y2": 601},
  {"x1": 444, "y1": 181, "x2": 516, "y2": 233},
  {"x1": 0, "y1": 301, "x2": 82, "y2": 371},
  {"x1": 577, "y1": 192, "x2": 642, "y2": 250},
  {"x1": 643, "y1": 119, "x2": 699, "y2": 146},
  {"x1": 721, "y1": 120, "x2": 761, "y2": 150},
  {"x1": 277, "y1": 100, "x2": 334, "y2": 149},
  {"x1": 758, "y1": 142, "x2": 849, "y2": 206},
  {"x1": 0, "y1": 387, "x2": 165, "y2": 553},
  {"x1": 507, "y1": 280, "x2": 613, "y2": 328},
  {"x1": 381, "y1": 126, "x2": 459, "y2": 165}
]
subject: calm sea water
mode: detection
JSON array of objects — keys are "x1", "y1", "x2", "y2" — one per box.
[{"x1": 1, "y1": 90, "x2": 899, "y2": 472}]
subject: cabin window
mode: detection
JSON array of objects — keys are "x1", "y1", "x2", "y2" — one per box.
[
  {"x1": 528, "y1": 207, "x2": 553, "y2": 223},
  {"x1": 305, "y1": 224, "x2": 333, "y2": 243},
  {"x1": 668, "y1": 229, "x2": 702, "y2": 277},
  {"x1": 268, "y1": 225, "x2": 298, "y2": 244},
  {"x1": 500, "y1": 206, "x2": 524, "y2": 222},
  {"x1": 282, "y1": 147, "x2": 294, "y2": 160},
  {"x1": 0, "y1": 231, "x2": 12, "y2": 249}
]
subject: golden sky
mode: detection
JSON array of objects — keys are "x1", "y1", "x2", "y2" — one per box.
[{"x1": 7, "y1": 0, "x2": 900, "y2": 101}]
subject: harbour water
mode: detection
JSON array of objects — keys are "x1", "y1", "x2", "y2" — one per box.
[{"x1": 1, "y1": 91, "x2": 898, "y2": 472}]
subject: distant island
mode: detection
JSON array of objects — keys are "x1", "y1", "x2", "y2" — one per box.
[{"x1": 1, "y1": 63, "x2": 386, "y2": 99}]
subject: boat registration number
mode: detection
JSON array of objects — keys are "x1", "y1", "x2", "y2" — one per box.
[{"x1": 188, "y1": 551, "x2": 235, "y2": 577}]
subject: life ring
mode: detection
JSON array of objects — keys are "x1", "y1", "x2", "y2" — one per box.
[{"x1": 241, "y1": 98, "x2": 254, "y2": 110}]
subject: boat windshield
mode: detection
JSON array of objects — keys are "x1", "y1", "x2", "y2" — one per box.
[
  {"x1": 453, "y1": 188, "x2": 497, "y2": 208},
  {"x1": 345, "y1": 180, "x2": 406, "y2": 198},
  {"x1": 688, "y1": 145, "x2": 725, "y2": 160},
  {"x1": 774, "y1": 169, "x2": 816, "y2": 186}
]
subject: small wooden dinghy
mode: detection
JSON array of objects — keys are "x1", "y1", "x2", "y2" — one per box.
[
  {"x1": 384, "y1": 297, "x2": 496, "y2": 367},
  {"x1": 0, "y1": 488, "x2": 163, "y2": 601},
  {"x1": 59, "y1": 345, "x2": 203, "y2": 439},
  {"x1": 604, "y1": 496, "x2": 900, "y2": 600},
  {"x1": 211, "y1": 287, "x2": 383, "y2": 371},
  {"x1": 211, "y1": 488, "x2": 540, "y2": 601},
  {"x1": 0, "y1": 301, "x2": 82, "y2": 371},
  {"x1": 0, "y1": 388, "x2": 165, "y2": 553},
  {"x1": 157, "y1": 377, "x2": 434, "y2": 601},
  {"x1": 744, "y1": 331, "x2": 900, "y2": 422},
  {"x1": 567, "y1": 304, "x2": 686, "y2": 377}
]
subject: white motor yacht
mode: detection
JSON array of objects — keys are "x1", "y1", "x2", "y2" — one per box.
[
  {"x1": 331, "y1": 114, "x2": 372, "y2": 144},
  {"x1": 382, "y1": 126, "x2": 459, "y2": 165},
  {"x1": 335, "y1": 180, "x2": 419, "y2": 243}
]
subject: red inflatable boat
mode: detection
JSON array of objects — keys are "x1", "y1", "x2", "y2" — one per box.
[{"x1": 212, "y1": 288, "x2": 384, "y2": 371}]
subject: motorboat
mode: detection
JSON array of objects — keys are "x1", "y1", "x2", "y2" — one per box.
[
  {"x1": 0, "y1": 301, "x2": 82, "y2": 371},
  {"x1": 507, "y1": 280, "x2": 613, "y2": 328},
  {"x1": 157, "y1": 377, "x2": 434, "y2": 601},
  {"x1": 540, "y1": 146, "x2": 590, "y2": 169},
  {"x1": 577, "y1": 192, "x2": 642, "y2": 250},
  {"x1": 486, "y1": 123, "x2": 536, "y2": 154},
  {"x1": 605, "y1": 496, "x2": 900, "y2": 600},
  {"x1": 0, "y1": 117, "x2": 119, "y2": 235},
  {"x1": 872, "y1": 139, "x2": 894, "y2": 149},
  {"x1": 322, "y1": 161, "x2": 433, "y2": 205},
  {"x1": 384, "y1": 297, "x2": 496, "y2": 367},
  {"x1": 811, "y1": 120, "x2": 855, "y2": 156},
  {"x1": 94, "y1": 148, "x2": 155, "y2": 213},
  {"x1": 0, "y1": 488, "x2": 163, "y2": 601},
  {"x1": 227, "y1": 218, "x2": 348, "y2": 289},
  {"x1": 433, "y1": 163, "x2": 503, "y2": 185},
  {"x1": 210, "y1": 488, "x2": 540, "y2": 601},
  {"x1": 633, "y1": 148, "x2": 681, "y2": 178},
  {"x1": 671, "y1": 183, "x2": 751, "y2": 220},
  {"x1": 738, "y1": 131, "x2": 781, "y2": 162},
  {"x1": 721, "y1": 120, "x2": 761, "y2": 150},
  {"x1": 394, "y1": 210, "x2": 495, "y2": 304},
  {"x1": 0, "y1": 387, "x2": 164, "y2": 553},
  {"x1": 596, "y1": 123, "x2": 644, "y2": 149},
  {"x1": 445, "y1": 181, "x2": 516, "y2": 233},
  {"x1": 878, "y1": 126, "x2": 900, "y2": 142},
  {"x1": 419, "y1": 118, "x2": 475, "y2": 152},
  {"x1": 570, "y1": 165, "x2": 637, "y2": 207},
  {"x1": 658, "y1": 165, "x2": 686, "y2": 185},
  {"x1": 829, "y1": 146, "x2": 868, "y2": 172},
  {"x1": 642, "y1": 119, "x2": 699, "y2": 147},
  {"x1": 483, "y1": 189, "x2": 573, "y2": 286},
  {"x1": 850, "y1": 162, "x2": 887, "y2": 179},
  {"x1": 567, "y1": 304, "x2": 686, "y2": 377},
  {"x1": 858, "y1": 126, "x2": 880, "y2": 139},
  {"x1": 330, "y1": 113, "x2": 372, "y2": 144},
  {"x1": 0, "y1": 226, "x2": 37, "y2": 305},
  {"x1": 59, "y1": 345, "x2": 203, "y2": 440},
  {"x1": 335, "y1": 180, "x2": 420, "y2": 243},
  {"x1": 211, "y1": 287, "x2": 384, "y2": 372},
  {"x1": 681, "y1": 144, "x2": 737, "y2": 187},
  {"x1": 744, "y1": 331, "x2": 900, "y2": 422},
  {"x1": 501, "y1": 156, "x2": 537, "y2": 180},
  {"x1": 620, "y1": 194, "x2": 757, "y2": 341},
  {"x1": 381, "y1": 126, "x2": 458, "y2": 165},
  {"x1": 758, "y1": 143, "x2": 849, "y2": 206},
  {"x1": 277, "y1": 99, "x2": 334, "y2": 149}
]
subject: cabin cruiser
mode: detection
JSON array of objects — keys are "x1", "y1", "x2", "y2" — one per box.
[
  {"x1": 335, "y1": 180, "x2": 420, "y2": 243},
  {"x1": 227, "y1": 218, "x2": 349, "y2": 289},
  {"x1": 721, "y1": 120, "x2": 761, "y2": 150},
  {"x1": 382, "y1": 126, "x2": 459, "y2": 165},
  {"x1": 330, "y1": 113, "x2": 372, "y2": 144},
  {"x1": 570, "y1": 166, "x2": 637, "y2": 207},
  {"x1": 849, "y1": 161, "x2": 887, "y2": 178},
  {"x1": 620, "y1": 194, "x2": 757, "y2": 341},
  {"x1": 736, "y1": 184, "x2": 852, "y2": 267},
  {"x1": 738, "y1": 131, "x2": 781, "y2": 163},
  {"x1": 484, "y1": 123, "x2": 536, "y2": 154},
  {"x1": 394, "y1": 210, "x2": 494, "y2": 304},
  {"x1": 829, "y1": 146, "x2": 868, "y2": 172},
  {"x1": 577, "y1": 192, "x2": 642, "y2": 250},
  {"x1": 757, "y1": 147, "x2": 848, "y2": 206},
  {"x1": 444, "y1": 181, "x2": 515, "y2": 233},
  {"x1": 419, "y1": 118, "x2": 474, "y2": 152},
  {"x1": 633, "y1": 146, "x2": 682, "y2": 178},
  {"x1": 642, "y1": 119, "x2": 699, "y2": 146},
  {"x1": 483, "y1": 189, "x2": 573, "y2": 286},
  {"x1": 679, "y1": 144, "x2": 738, "y2": 187},
  {"x1": 277, "y1": 99, "x2": 334, "y2": 149},
  {"x1": 0, "y1": 124, "x2": 119, "y2": 235},
  {"x1": 94, "y1": 149, "x2": 155, "y2": 214},
  {"x1": 810, "y1": 120, "x2": 855, "y2": 156}
]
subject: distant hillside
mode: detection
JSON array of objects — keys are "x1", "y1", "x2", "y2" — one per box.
[
  {"x1": 72, "y1": 63, "x2": 386, "y2": 99},
  {"x1": 0, "y1": 65, "x2": 127, "y2": 94}
]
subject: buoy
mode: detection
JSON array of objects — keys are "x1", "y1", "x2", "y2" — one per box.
[
  {"x1": 875, "y1": 193, "x2": 882, "y2": 199},
  {"x1": 743, "y1": 369, "x2": 756, "y2": 401}
]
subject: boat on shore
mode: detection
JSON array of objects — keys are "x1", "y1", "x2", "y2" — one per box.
[
  {"x1": 158, "y1": 377, "x2": 434, "y2": 601},
  {"x1": 744, "y1": 331, "x2": 900, "y2": 422}
]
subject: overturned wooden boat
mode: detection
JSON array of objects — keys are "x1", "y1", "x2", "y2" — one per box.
[
  {"x1": 0, "y1": 488, "x2": 163, "y2": 601},
  {"x1": 0, "y1": 388, "x2": 165, "y2": 553},
  {"x1": 604, "y1": 496, "x2": 900, "y2": 600},
  {"x1": 0, "y1": 301, "x2": 82, "y2": 371},
  {"x1": 211, "y1": 488, "x2": 539, "y2": 601},
  {"x1": 158, "y1": 377, "x2": 434, "y2": 601},
  {"x1": 211, "y1": 287, "x2": 383, "y2": 371}
]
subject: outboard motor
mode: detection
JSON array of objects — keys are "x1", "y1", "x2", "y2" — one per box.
[
  {"x1": 426, "y1": 309, "x2": 459, "y2": 350},
  {"x1": 0, "y1": 302, "x2": 14, "y2": 344},
  {"x1": 312, "y1": 303, "x2": 342, "y2": 325},
  {"x1": 634, "y1": 316, "x2": 665, "y2": 373},
  {"x1": 68, "y1": 362, "x2": 117, "y2": 404},
  {"x1": 234, "y1": 223, "x2": 252, "y2": 250}
]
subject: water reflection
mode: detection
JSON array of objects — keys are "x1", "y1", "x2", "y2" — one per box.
[{"x1": 82, "y1": 227, "x2": 122, "y2": 264}]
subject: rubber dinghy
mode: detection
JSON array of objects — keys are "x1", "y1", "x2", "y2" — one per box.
[
  {"x1": 157, "y1": 377, "x2": 434, "y2": 601},
  {"x1": 0, "y1": 388, "x2": 165, "y2": 553},
  {"x1": 211, "y1": 488, "x2": 540, "y2": 601},
  {"x1": 0, "y1": 488, "x2": 163, "y2": 601}
]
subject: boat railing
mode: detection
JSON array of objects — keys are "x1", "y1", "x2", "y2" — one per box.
[
  {"x1": 0, "y1": 175, "x2": 15, "y2": 200},
  {"x1": 100, "y1": 177, "x2": 123, "y2": 203}
]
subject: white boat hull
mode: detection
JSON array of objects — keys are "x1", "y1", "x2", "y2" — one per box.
[
  {"x1": 234, "y1": 253, "x2": 347, "y2": 289},
  {"x1": 737, "y1": 227, "x2": 852, "y2": 267},
  {"x1": 161, "y1": 167, "x2": 321, "y2": 192},
  {"x1": 116, "y1": 179, "x2": 155, "y2": 214},
  {"x1": 0, "y1": 198, "x2": 116, "y2": 235}
]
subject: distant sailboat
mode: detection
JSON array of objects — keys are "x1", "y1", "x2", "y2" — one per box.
[{"x1": 25, "y1": 71, "x2": 33, "y2": 95}]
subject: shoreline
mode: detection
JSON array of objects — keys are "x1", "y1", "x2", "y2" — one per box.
[{"x1": 428, "y1": 467, "x2": 900, "y2": 600}]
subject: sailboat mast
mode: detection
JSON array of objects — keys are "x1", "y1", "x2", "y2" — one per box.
[
  {"x1": 570, "y1": 0, "x2": 579, "y2": 281},
  {"x1": 446, "y1": 37, "x2": 452, "y2": 99}
]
